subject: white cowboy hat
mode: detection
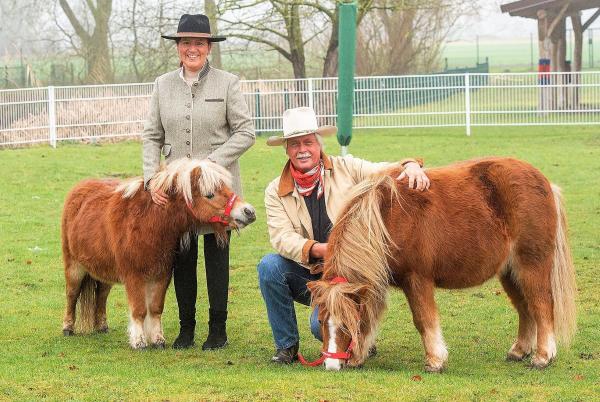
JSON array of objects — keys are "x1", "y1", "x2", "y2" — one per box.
[{"x1": 266, "y1": 107, "x2": 337, "y2": 146}]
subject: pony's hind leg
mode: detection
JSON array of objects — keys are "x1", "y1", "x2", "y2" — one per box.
[
  {"x1": 94, "y1": 282, "x2": 113, "y2": 333},
  {"x1": 499, "y1": 270, "x2": 537, "y2": 361},
  {"x1": 514, "y1": 259, "x2": 556, "y2": 369},
  {"x1": 144, "y1": 276, "x2": 170, "y2": 348},
  {"x1": 402, "y1": 275, "x2": 448, "y2": 372},
  {"x1": 124, "y1": 276, "x2": 148, "y2": 349},
  {"x1": 62, "y1": 261, "x2": 86, "y2": 336}
]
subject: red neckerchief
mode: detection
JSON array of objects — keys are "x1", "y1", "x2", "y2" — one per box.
[{"x1": 289, "y1": 161, "x2": 324, "y2": 199}]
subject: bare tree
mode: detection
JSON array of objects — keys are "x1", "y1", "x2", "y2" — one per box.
[
  {"x1": 217, "y1": 0, "x2": 383, "y2": 78},
  {"x1": 356, "y1": 0, "x2": 472, "y2": 75},
  {"x1": 205, "y1": 0, "x2": 223, "y2": 68},
  {"x1": 58, "y1": 0, "x2": 114, "y2": 83}
]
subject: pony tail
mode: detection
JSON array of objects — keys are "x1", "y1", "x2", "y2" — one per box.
[
  {"x1": 76, "y1": 275, "x2": 98, "y2": 334},
  {"x1": 550, "y1": 184, "x2": 577, "y2": 345}
]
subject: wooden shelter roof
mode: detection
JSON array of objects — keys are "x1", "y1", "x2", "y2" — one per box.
[{"x1": 501, "y1": 0, "x2": 600, "y2": 19}]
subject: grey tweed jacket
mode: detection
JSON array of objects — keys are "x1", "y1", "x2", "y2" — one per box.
[
  {"x1": 142, "y1": 64, "x2": 255, "y2": 190},
  {"x1": 142, "y1": 63, "x2": 255, "y2": 233}
]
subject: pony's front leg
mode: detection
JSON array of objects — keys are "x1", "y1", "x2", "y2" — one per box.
[
  {"x1": 144, "y1": 276, "x2": 170, "y2": 348},
  {"x1": 402, "y1": 275, "x2": 448, "y2": 373},
  {"x1": 124, "y1": 276, "x2": 148, "y2": 349}
]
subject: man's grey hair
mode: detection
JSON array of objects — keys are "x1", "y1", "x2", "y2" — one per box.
[{"x1": 283, "y1": 133, "x2": 324, "y2": 151}]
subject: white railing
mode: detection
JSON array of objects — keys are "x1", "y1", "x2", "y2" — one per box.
[{"x1": 1, "y1": 72, "x2": 600, "y2": 147}]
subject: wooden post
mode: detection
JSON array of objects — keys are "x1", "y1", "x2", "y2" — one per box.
[
  {"x1": 571, "y1": 12, "x2": 583, "y2": 109},
  {"x1": 556, "y1": 16, "x2": 567, "y2": 109},
  {"x1": 538, "y1": 10, "x2": 551, "y2": 114}
]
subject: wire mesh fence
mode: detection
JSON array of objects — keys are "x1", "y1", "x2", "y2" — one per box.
[{"x1": 1, "y1": 71, "x2": 599, "y2": 147}]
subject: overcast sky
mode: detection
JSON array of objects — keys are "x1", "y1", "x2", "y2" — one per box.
[{"x1": 450, "y1": 0, "x2": 600, "y2": 41}]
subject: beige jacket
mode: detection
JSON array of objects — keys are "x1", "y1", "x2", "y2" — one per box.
[{"x1": 264, "y1": 153, "x2": 422, "y2": 272}]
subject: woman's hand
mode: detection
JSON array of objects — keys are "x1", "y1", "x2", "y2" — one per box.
[
  {"x1": 151, "y1": 188, "x2": 169, "y2": 206},
  {"x1": 397, "y1": 162, "x2": 430, "y2": 191}
]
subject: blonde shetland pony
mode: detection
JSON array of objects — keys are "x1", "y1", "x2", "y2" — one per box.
[
  {"x1": 308, "y1": 157, "x2": 576, "y2": 372},
  {"x1": 61, "y1": 159, "x2": 256, "y2": 349}
]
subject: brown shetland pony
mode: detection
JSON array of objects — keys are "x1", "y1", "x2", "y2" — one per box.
[
  {"x1": 307, "y1": 157, "x2": 576, "y2": 371},
  {"x1": 61, "y1": 158, "x2": 256, "y2": 349}
]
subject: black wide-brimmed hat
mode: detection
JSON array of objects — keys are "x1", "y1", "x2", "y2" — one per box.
[{"x1": 161, "y1": 14, "x2": 226, "y2": 42}]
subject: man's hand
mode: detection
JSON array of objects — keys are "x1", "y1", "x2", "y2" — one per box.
[
  {"x1": 151, "y1": 188, "x2": 169, "y2": 206},
  {"x1": 310, "y1": 242, "x2": 328, "y2": 259},
  {"x1": 397, "y1": 162, "x2": 430, "y2": 191}
]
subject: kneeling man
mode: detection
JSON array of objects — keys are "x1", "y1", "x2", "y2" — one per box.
[{"x1": 257, "y1": 107, "x2": 430, "y2": 364}]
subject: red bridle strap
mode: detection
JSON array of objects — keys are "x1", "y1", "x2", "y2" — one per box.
[
  {"x1": 186, "y1": 193, "x2": 238, "y2": 225},
  {"x1": 298, "y1": 276, "x2": 353, "y2": 367},
  {"x1": 329, "y1": 276, "x2": 348, "y2": 285},
  {"x1": 298, "y1": 340, "x2": 355, "y2": 367}
]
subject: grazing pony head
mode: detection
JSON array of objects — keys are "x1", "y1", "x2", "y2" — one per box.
[
  {"x1": 307, "y1": 176, "x2": 399, "y2": 370},
  {"x1": 119, "y1": 158, "x2": 256, "y2": 243}
]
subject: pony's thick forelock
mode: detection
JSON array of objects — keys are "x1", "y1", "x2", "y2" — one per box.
[{"x1": 116, "y1": 159, "x2": 232, "y2": 203}]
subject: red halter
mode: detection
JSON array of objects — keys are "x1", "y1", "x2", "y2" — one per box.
[
  {"x1": 298, "y1": 276, "x2": 355, "y2": 367},
  {"x1": 186, "y1": 193, "x2": 238, "y2": 225}
]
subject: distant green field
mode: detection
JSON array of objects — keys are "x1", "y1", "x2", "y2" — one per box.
[
  {"x1": 0, "y1": 126, "x2": 598, "y2": 400},
  {"x1": 443, "y1": 37, "x2": 600, "y2": 72}
]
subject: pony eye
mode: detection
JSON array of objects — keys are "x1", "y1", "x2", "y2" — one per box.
[{"x1": 206, "y1": 193, "x2": 214, "y2": 199}]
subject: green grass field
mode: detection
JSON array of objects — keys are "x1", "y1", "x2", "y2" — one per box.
[
  {"x1": 443, "y1": 38, "x2": 600, "y2": 72},
  {"x1": 0, "y1": 126, "x2": 598, "y2": 401}
]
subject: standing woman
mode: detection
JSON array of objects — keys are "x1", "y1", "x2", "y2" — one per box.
[{"x1": 142, "y1": 14, "x2": 255, "y2": 350}]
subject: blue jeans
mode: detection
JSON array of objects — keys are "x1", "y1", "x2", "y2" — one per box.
[{"x1": 257, "y1": 253, "x2": 323, "y2": 349}]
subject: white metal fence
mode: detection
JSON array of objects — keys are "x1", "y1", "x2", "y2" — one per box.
[{"x1": 2, "y1": 72, "x2": 600, "y2": 147}]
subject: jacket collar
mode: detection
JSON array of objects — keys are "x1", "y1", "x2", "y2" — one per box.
[
  {"x1": 178, "y1": 60, "x2": 211, "y2": 83},
  {"x1": 277, "y1": 151, "x2": 333, "y2": 197}
]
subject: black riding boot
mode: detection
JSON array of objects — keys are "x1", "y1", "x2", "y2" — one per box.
[
  {"x1": 202, "y1": 233, "x2": 230, "y2": 350},
  {"x1": 202, "y1": 309, "x2": 228, "y2": 350},
  {"x1": 172, "y1": 234, "x2": 198, "y2": 349}
]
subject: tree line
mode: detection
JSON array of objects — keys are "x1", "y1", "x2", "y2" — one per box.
[{"x1": 0, "y1": 0, "x2": 473, "y2": 85}]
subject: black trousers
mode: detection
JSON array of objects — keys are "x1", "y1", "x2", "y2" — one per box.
[{"x1": 172, "y1": 232, "x2": 230, "y2": 328}]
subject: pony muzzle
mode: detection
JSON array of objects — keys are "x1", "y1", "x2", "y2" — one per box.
[{"x1": 230, "y1": 202, "x2": 256, "y2": 228}]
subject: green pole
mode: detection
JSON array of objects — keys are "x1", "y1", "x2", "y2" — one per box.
[{"x1": 337, "y1": 1, "x2": 357, "y2": 156}]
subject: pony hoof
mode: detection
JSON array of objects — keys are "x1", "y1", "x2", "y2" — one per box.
[
  {"x1": 152, "y1": 341, "x2": 166, "y2": 349},
  {"x1": 530, "y1": 356, "x2": 552, "y2": 369},
  {"x1": 131, "y1": 341, "x2": 148, "y2": 350},
  {"x1": 63, "y1": 329, "x2": 74, "y2": 336},
  {"x1": 506, "y1": 351, "x2": 529, "y2": 362},
  {"x1": 96, "y1": 327, "x2": 109, "y2": 334},
  {"x1": 424, "y1": 364, "x2": 444, "y2": 373}
]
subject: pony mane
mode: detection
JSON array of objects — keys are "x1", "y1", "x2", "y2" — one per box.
[
  {"x1": 318, "y1": 174, "x2": 400, "y2": 362},
  {"x1": 116, "y1": 159, "x2": 232, "y2": 203},
  {"x1": 328, "y1": 174, "x2": 398, "y2": 291}
]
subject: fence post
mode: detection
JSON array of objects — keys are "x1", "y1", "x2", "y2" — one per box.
[
  {"x1": 464, "y1": 73, "x2": 471, "y2": 136},
  {"x1": 48, "y1": 86, "x2": 57, "y2": 147},
  {"x1": 307, "y1": 78, "x2": 314, "y2": 110},
  {"x1": 255, "y1": 88, "x2": 261, "y2": 134}
]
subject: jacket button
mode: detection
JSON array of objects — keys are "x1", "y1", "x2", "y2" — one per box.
[
  {"x1": 186, "y1": 140, "x2": 190, "y2": 145},
  {"x1": 185, "y1": 115, "x2": 190, "y2": 120},
  {"x1": 186, "y1": 129, "x2": 190, "y2": 133},
  {"x1": 187, "y1": 154, "x2": 191, "y2": 158},
  {"x1": 186, "y1": 103, "x2": 191, "y2": 108},
  {"x1": 192, "y1": 94, "x2": 195, "y2": 98},
  {"x1": 193, "y1": 82, "x2": 198, "y2": 87}
]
